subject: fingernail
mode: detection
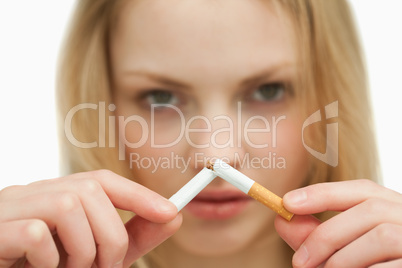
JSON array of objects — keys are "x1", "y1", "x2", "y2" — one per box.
[
  {"x1": 293, "y1": 244, "x2": 309, "y2": 267},
  {"x1": 157, "y1": 198, "x2": 176, "y2": 213},
  {"x1": 285, "y1": 189, "x2": 307, "y2": 205}
]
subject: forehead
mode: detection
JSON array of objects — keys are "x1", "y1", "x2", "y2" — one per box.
[{"x1": 111, "y1": 0, "x2": 296, "y2": 82}]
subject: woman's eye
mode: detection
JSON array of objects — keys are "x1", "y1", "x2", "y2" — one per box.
[
  {"x1": 252, "y1": 83, "x2": 285, "y2": 102},
  {"x1": 144, "y1": 90, "x2": 179, "y2": 106}
]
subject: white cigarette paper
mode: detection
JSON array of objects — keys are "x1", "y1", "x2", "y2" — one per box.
[
  {"x1": 211, "y1": 159, "x2": 254, "y2": 194},
  {"x1": 169, "y1": 168, "x2": 217, "y2": 211},
  {"x1": 212, "y1": 159, "x2": 294, "y2": 221}
]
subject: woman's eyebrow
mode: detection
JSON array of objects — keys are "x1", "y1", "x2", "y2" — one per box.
[
  {"x1": 122, "y1": 70, "x2": 191, "y2": 89},
  {"x1": 239, "y1": 62, "x2": 295, "y2": 87},
  {"x1": 121, "y1": 62, "x2": 295, "y2": 89}
]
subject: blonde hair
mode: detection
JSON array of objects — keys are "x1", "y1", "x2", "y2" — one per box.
[
  {"x1": 57, "y1": 0, "x2": 130, "y2": 178},
  {"x1": 281, "y1": 0, "x2": 380, "y2": 186},
  {"x1": 57, "y1": 0, "x2": 379, "y2": 266}
]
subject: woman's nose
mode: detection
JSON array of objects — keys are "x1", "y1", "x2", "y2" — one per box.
[{"x1": 184, "y1": 109, "x2": 246, "y2": 168}]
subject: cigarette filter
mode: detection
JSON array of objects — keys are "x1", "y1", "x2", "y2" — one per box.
[
  {"x1": 169, "y1": 167, "x2": 217, "y2": 211},
  {"x1": 211, "y1": 159, "x2": 293, "y2": 221}
]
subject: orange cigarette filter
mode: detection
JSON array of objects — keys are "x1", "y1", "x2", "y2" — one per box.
[{"x1": 248, "y1": 182, "x2": 293, "y2": 221}]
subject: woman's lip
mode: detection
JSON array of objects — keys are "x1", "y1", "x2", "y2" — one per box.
[
  {"x1": 193, "y1": 189, "x2": 249, "y2": 201},
  {"x1": 184, "y1": 190, "x2": 252, "y2": 220}
]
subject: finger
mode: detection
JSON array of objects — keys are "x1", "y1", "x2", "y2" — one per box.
[
  {"x1": 274, "y1": 215, "x2": 321, "y2": 251},
  {"x1": 0, "y1": 185, "x2": 24, "y2": 202},
  {"x1": 369, "y1": 259, "x2": 402, "y2": 268},
  {"x1": 0, "y1": 220, "x2": 59, "y2": 268},
  {"x1": 2, "y1": 186, "x2": 128, "y2": 268},
  {"x1": 123, "y1": 213, "x2": 183, "y2": 267},
  {"x1": 25, "y1": 170, "x2": 178, "y2": 223},
  {"x1": 74, "y1": 179, "x2": 129, "y2": 267},
  {"x1": 292, "y1": 199, "x2": 402, "y2": 268},
  {"x1": 88, "y1": 170, "x2": 178, "y2": 222},
  {"x1": 1, "y1": 170, "x2": 178, "y2": 267},
  {"x1": 283, "y1": 179, "x2": 401, "y2": 215},
  {"x1": 326, "y1": 223, "x2": 402, "y2": 268},
  {"x1": 0, "y1": 193, "x2": 96, "y2": 267}
]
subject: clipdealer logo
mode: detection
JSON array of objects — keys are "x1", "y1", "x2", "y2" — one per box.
[
  {"x1": 302, "y1": 101, "x2": 338, "y2": 167},
  {"x1": 63, "y1": 101, "x2": 339, "y2": 168},
  {"x1": 64, "y1": 102, "x2": 286, "y2": 160}
]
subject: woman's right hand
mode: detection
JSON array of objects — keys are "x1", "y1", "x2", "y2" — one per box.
[{"x1": 0, "y1": 170, "x2": 182, "y2": 268}]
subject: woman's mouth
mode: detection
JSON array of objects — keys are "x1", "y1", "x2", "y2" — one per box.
[{"x1": 184, "y1": 189, "x2": 252, "y2": 220}]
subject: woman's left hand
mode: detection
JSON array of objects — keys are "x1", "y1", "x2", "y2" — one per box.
[{"x1": 275, "y1": 179, "x2": 402, "y2": 268}]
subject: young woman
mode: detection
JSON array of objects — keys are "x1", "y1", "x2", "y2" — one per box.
[{"x1": 1, "y1": 0, "x2": 401, "y2": 267}]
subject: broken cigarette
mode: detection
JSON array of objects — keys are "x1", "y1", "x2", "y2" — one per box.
[
  {"x1": 169, "y1": 167, "x2": 217, "y2": 211},
  {"x1": 209, "y1": 159, "x2": 294, "y2": 221},
  {"x1": 168, "y1": 159, "x2": 293, "y2": 221}
]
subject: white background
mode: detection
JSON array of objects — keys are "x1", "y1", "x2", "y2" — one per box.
[{"x1": 0, "y1": 1, "x2": 401, "y2": 192}]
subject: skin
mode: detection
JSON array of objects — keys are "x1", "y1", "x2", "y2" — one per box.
[
  {"x1": 276, "y1": 180, "x2": 402, "y2": 267},
  {"x1": 111, "y1": 0, "x2": 308, "y2": 266},
  {"x1": 1, "y1": 0, "x2": 402, "y2": 268},
  {"x1": 0, "y1": 170, "x2": 181, "y2": 268}
]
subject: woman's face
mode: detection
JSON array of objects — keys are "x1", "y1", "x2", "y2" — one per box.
[{"x1": 111, "y1": 0, "x2": 309, "y2": 256}]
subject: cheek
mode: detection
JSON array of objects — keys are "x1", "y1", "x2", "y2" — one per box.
[
  {"x1": 118, "y1": 110, "x2": 185, "y2": 149},
  {"x1": 276, "y1": 121, "x2": 309, "y2": 178},
  {"x1": 275, "y1": 122, "x2": 309, "y2": 194},
  {"x1": 243, "y1": 115, "x2": 305, "y2": 159},
  {"x1": 117, "y1": 111, "x2": 189, "y2": 197},
  {"x1": 244, "y1": 116, "x2": 309, "y2": 195}
]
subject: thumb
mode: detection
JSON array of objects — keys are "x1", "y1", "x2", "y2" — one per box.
[
  {"x1": 274, "y1": 214, "x2": 320, "y2": 251},
  {"x1": 123, "y1": 213, "x2": 182, "y2": 267}
]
